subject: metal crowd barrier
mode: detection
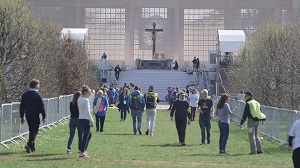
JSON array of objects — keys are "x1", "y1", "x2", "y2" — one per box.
[
  {"x1": 211, "y1": 96, "x2": 300, "y2": 145},
  {"x1": 0, "y1": 94, "x2": 73, "y2": 148}
]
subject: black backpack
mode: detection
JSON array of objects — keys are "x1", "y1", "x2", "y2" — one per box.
[
  {"x1": 131, "y1": 94, "x2": 143, "y2": 110},
  {"x1": 146, "y1": 92, "x2": 156, "y2": 108}
]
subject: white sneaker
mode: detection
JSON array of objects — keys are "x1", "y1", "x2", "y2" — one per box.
[{"x1": 67, "y1": 149, "x2": 71, "y2": 154}]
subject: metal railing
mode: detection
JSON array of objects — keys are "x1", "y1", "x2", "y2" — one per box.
[
  {"x1": 211, "y1": 96, "x2": 300, "y2": 145},
  {"x1": 0, "y1": 95, "x2": 73, "y2": 148}
]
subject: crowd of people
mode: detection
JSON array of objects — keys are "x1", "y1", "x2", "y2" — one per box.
[{"x1": 19, "y1": 79, "x2": 299, "y2": 167}]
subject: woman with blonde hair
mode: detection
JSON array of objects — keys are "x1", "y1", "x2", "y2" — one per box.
[
  {"x1": 189, "y1": 89, "x2": 199, "y2": 121},
  {"x1": 93, "y1": 90, "x2": 109, "y2": 133},
  {"x1": 78, "y1": 85, "x2": 94, "y2": 158}
]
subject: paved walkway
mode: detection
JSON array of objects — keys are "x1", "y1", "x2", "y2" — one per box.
[
  {"x1": 108, "y1": 101, "x2": 170, "y2": 110},
  {"x1": 156, "y1": 101, "x2": 170, "y2": 109}
]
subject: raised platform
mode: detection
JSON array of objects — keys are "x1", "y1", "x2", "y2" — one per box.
[{"x1": 136, "y1": 59, "x2": 172, "y2": 70}]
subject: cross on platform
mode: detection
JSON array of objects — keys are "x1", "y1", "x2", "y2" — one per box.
[{"x1": 145, "y1": 21, "x2": 163, "y2": 58}]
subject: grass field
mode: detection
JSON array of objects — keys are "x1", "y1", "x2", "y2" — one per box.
[{"x1": 0, "y1": 109, "x2": 293, "y2": 168}]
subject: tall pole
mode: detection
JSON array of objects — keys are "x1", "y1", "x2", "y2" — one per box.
[
  {"x1": 215, "y1": 38, "x2": 220, "y2": 96},
  {"x1": 152, "y1": 31, "x2": 156, "y2": 57}
]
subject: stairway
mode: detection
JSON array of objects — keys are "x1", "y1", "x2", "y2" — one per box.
[{"x1": 117, "y1": 69, "x2": 194, "y2": 101}]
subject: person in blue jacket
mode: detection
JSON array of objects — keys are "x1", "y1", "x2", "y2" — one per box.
[
  {"x1": 107, "y1": 87, "x2": 116, "y2": 106},
  {"x1": 93, "y1": 90, "x2": 109, "y2": 133},
  {"x1": 127, "y1": 85, "x2": 146, "y2": 135}
]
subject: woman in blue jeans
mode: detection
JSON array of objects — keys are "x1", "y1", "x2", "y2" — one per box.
[
  {"x1": 78, "y1": 86, "x2": 94, "y2": 158},
  {"x1": 118, "y1": 87, "x2": 130, "y2": 121},
  {"x1": 67, "y1": 91, "x2": 83, "y2": 154},
  {"x1": 216, "y1": 94, "x2": 242, "y2": 155},
  {"x1": 93, "y1": 90, "x2": 109, "y2": 132}
]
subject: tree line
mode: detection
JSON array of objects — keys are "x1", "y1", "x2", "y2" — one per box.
[
  {"x1": 0, "y1": 0, "x2": 97, "y2": 104},
  {"x1": 229, "y1": 21, "x2": 300, "y2": 110}
]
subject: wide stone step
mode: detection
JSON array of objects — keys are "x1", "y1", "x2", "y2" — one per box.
[{"x1": 116, "y1": 70, "x2": 194, "y2": 99}]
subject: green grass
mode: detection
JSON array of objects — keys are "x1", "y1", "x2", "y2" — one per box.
[{"x1": 0, "y1": 109, "x2": 293, "y2": 168}]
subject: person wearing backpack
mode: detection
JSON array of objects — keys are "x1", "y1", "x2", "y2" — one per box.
[
  {"x1": 144, "y1": 85, "x2": 160, "y2": 136},
  {"x1": 127, "y1": 85, "x2": 146, "y2": 135},
  {"x1": 240, "y1": 91, "x2": 266, "y2": 154}
]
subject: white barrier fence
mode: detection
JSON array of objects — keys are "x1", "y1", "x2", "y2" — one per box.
[
  {"x1": 0, "y1": 95, "x2": 73, "y2": 148},
  {"x1": 211, "y1": 96, "x2": 300, "y2": 145}
]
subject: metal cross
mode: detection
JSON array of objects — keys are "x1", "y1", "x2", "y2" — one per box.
[{"x1": 145, "y1": 21, "x2": 163, "y2": 58}]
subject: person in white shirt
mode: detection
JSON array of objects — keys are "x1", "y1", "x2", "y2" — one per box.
[
  {"x1": 289, "y1": 119, "x2": 300, "y2": 168},
  {"x1": 236, "y1": 91, "x2": 245, "y2": 102},
  {"x1": 78, "y1": 85, "x2": 94, "y2": 159},
  {"x1": 189, "y1": 89, "x2": 199, "y2": 121}
]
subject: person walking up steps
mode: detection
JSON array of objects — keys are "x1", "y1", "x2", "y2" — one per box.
[
  {"x1": 20, "y1": 79, "x2": 46, "y2": 153},
  {"x1": 170, "y1": 92, "x2": 191, "y2": 145},
  {"x1": 127, "y1": 85, "x2": 146, "y2": 135},
  {"x1": 144, "y1": 85, "x2": 159, "y2": 136},
  {"x1": 67, "y1": 91, "x2": 83, "y2": 154},
  {"x1": 198, "y1": 89, "x2": 214, "y2": 145},
  {"x1": 114, "y1": 64, "x2": 122, "y2": 81}
]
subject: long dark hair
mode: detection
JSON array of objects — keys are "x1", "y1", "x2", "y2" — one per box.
[
  {"x1": 217, "y1": 94, "x2": 229, "y2": 109},
  {"x1": 71, "y1": 91, "x2": 81, "y2": 105}
]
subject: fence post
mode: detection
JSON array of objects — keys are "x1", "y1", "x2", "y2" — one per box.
[
  {"x1": 0, "y1": 104, "x2": 9, "y2": 148},
  {"x1": 10, "y1": 102, "x2": 21, "y2": 143}
]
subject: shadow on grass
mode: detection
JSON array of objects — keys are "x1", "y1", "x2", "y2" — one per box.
[
  {"x1": 24, "y1": 153, "x2": 62, "y2": 157},
  {"x1": 105, "y1": 133, "x2": 134, "y2": 136},
  {"x1": 186, "y1": 153, "x2": 248, "y2": 157},
  {"x1": 263, "y1": 145, "x2": 290, "y2": 154},
  {"x1": 141, "y1": 143, "x2": 197, "y2": 147},
  {"x1": 27, "y1": 157, "x2": 69, "y2": 161},
  {"x1": 0, "y1": 151, "x2": 20, "y2": 156}
]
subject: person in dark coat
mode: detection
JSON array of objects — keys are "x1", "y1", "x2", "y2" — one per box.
[
  {"x1": 118, "y1": 87, "x2": 130, "y2": 121},
  {"x1": 192, "y1": 57, "x2": 197, "y2": 72},
  {"x1": 196, "y1": 58, "x2": 200, "y2": 71},
  {"x1": 20, "y1": 79, "x2": 46, "y2": 153},
  {"x1": 114, "y1": 65, "x2": 122, "y2": 80},
  {"x1": 170, "y1": 92, "x2": 191, "y2": 145},
  {"x1": 173, "y1": 60, "x2": 179, "y2": 70},
  {"x1": 67, "y1": 91, "x2": 83, "y2": 154}
]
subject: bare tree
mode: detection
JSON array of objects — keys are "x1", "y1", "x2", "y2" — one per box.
[
  {"x1": 229, "y1": 21, "x2": 300, "y2": 110},
  {"x1": 0, "y1": 0, "x2": 98, "y2": 104},
  {"x1": 0, "y1": 0, "x2": 38, "y2": 102}
]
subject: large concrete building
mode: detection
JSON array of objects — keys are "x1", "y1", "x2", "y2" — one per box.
[{"x1": 27, "y1": 0, "x2": 299, "y2": 68}]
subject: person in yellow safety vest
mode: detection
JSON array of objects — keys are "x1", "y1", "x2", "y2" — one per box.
[{"x1": 240, "y1": 91, "x2": 266, "y2": 155}]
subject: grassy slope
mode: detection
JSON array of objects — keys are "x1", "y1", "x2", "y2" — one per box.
[{"x1": 0, "y1": 109, "x2": 292, "y2": 168}]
